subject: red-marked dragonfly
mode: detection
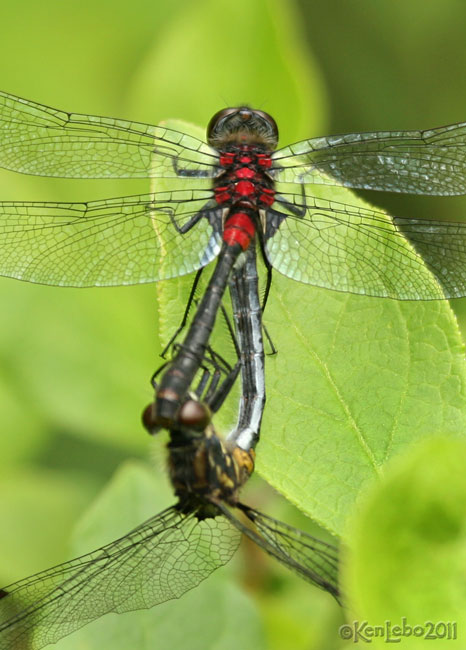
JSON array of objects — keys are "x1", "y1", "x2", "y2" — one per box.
[
  {"x1": 0, "y1": 345, "x2": 340, "y2": 650},
  {"x1": 2, "y1": 92, "x2": 466, "y2": 424}
]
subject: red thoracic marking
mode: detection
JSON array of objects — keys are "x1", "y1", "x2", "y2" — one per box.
[
  {"x1": 219, "y1": 153, "x2": 235, "y2": 166},
  {"x1": 257, "y1": 154, "x2": 272, "y2": 168},
  {"x1": 235, "y1": 167, "x2": 256, "y2": 179},
  {"x1": 235, "y1": 180, "x2": 255, "y2": 196},
  {"x1": 223, "y1": 212, "x2": 256, "y2": 250},
  {"x1": 214, "y1": 187, "x2": 231, "y2": 203},
  {"x1": 215, "y1": 149, "x2": 275, "y2": 208},
  {"x1": 259, "y1": 188, "x2": 275, "y2": 206}
]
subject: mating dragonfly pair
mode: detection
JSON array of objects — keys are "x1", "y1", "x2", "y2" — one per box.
[
  {"x1": 0, "y1": 237, "x2": 340, "y2": 649},
  {"x1": 1, "y1": 90, "x2": 466, "y2": 648},
  {"x1": 0, "y1": 332, "x2": 341, "y2": 650}
]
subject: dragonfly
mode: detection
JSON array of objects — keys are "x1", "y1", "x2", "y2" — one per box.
[
  {"x1": 2, "y1": 91, "x2": 466, "y2": 422},
  {"x1": 0, "y1": 344, "x2": 340, "y2": 650},
  {"x1": 146, "y1": 241, "x2": 266, "y2": 450}
]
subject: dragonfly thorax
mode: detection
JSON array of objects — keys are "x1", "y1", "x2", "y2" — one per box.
[
  {"x1": 214, "y1": 147, "x2": 276, "y2": 224},
  {"x1": 167, "y1": 423, "x2": 254, "y2": 506}
]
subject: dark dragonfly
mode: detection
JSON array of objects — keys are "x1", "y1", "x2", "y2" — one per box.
[
  {"x1": 0, "y1": 348, "x2": 340, "y2": 650},
  {"x1": 2, "y1": 91, "x2": 466, "y2": 421},
  {"x1": 148, "y1": 240, "x2": 266, "y2": 451}
]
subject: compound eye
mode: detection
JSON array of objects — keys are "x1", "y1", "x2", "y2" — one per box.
[
  {"x1": 254, "y1": 109, "x2": 278, "y2": 140},
  {"x1": 141, "y1": 403, "x2": 159, "y2": 435},
  {"x1": 206, "y1": 108, "x2": 238, "y2": 141},
  {"x1": 207, "y1": 108, "x2": 238, "y2": 139},
  {"x1": 178, "y1": 400, "x2": 211, "y2": 431}
]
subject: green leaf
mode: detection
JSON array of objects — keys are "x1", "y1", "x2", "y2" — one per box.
[
  {"x1": 0, "y1": 469, "x2": 95, "y2": 584},
  {"x1": 259, "y1": 214, "x2": 466, "y2": 535},
  {"x1": 343, "y1": 436, "x2": 466, "y2": 648}
]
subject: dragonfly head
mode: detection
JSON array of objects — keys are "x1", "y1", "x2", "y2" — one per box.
[
  {"x1": 177, "y1": 399, "x2": 212, "y2": 431},
  {"x1": 207, "y1": 107, "x2": 279, "y2": 150},
  {"x1": 141, "y1": 398, "x2": 212, "y2": 436}
]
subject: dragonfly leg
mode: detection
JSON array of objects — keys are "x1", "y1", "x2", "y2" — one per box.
[
  {"x1": 172, "y1": 157, "x2": 213, "y2": 178},
  {"x1": 274, "y1": 183, "x2": 307, "y2": 217},
  {"x1": 161, "y1": 268, "x2": 204, "y2": 359}
]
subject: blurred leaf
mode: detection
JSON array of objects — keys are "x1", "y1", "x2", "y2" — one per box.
[
  {"x1": 129, "y1": 0, "x2": 326, "y2": 143},
  {"x1": 0, "y1": 469, "x2": 95, "y2": 584},
  {"x1": 70, "y1": 460, "x2": 173, "y2": 551},
  {"x1": 344, "y1": 436, "x2": 466, "y2": 648},
  {"x1": 0, "y1": 371, "x2": 46, "y2": 465},
  {"x1": 260, "y1": 579, "x2": 342, "y2": 650},
  {"x1": 0, "y1": 279, "x2": 159, "y2": 450},
  {"x1": 0, "y1": 0, "x2": 185, "y2": 109}
]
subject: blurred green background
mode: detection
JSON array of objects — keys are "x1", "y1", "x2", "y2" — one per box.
[{"x1": 0, "y1": 0, "x2": 466, "y2": 648}]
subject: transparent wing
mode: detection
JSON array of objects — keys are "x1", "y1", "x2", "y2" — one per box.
[
  {"x1": 273, "y1": 122, "x2": 466, "y2": 196},
  {"x1": 264, "y1": 190, "x2": 466, "y2": 299},
  {"x1": 219, "y1": 503, "x2": 340, "y2": 602},
  {"x1": 0, "y1": 189, "x2": 222, "y2": 286},
  {"x1": 0, "y1": 505, "x2": 241, "y2": 650},
  {"x1": 0, "y1": 91, "x2": 218, "y2": 178}
]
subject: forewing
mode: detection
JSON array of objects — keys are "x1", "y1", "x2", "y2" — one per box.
[
  {"x1": 0, "y1": 190, "x2": 222, "y2": 286},
  {"x1": 391, "y1": 216, "x2": 466, "y2": 298},
  {"x1": 273, "y1": 122, "x2": 466, "y2": 196},
  {"x1": 219, "y1": 503, "x2": 340, "y2": 602},
  {"x1": 0, "y1": 505, "x2": 241, "y2": 650},
  {"x1": 263, "y1": 189, "x2": 466, "y2": 299},
  {"x1": 0, "y1": 91, "x2": 218, "y2": 178}
]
